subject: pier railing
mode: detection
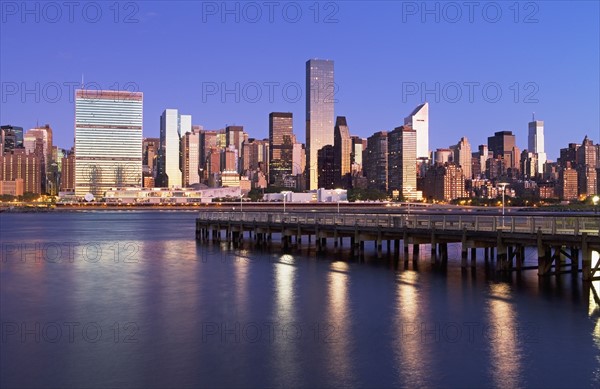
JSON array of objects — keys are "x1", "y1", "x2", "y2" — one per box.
[{"x1": 198, "y1": 212, "x2": 600, "y2": 237}]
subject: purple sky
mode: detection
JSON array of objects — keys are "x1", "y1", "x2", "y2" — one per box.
[{"x1": 1, "y1": 1, "x2": 599, "y2": 160}]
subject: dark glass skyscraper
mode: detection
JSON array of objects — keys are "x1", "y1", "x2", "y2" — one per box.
[
  {"x1": 306, "y1": 59, "x2": 334, "y2": 189},
  {"x1": 317, "y1": 145, "x2": 335, "y2": 189},
  {"x1": 269, "y1": 112, "x2": 293, "y2": 186},
  {"x1": 334, "y1": 116, "x2": 351, "y2": 188},
  {"x1": 488, "y1": 130, "x2": 519, "y2": 170},
  {"x1": 0, "y1": 125, "x2": 24, "y2": 152},
  {"x1": 364, "y1": 131, "x2": 388, "y2": 192}
]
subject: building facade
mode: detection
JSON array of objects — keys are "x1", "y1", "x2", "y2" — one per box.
[
  {"x1": 269, "y1": 112, "x2": 294, "y2": 186},
  {"x1": 158, "y1": 109, "x2": 190, "y2": 188},
  {"x1": 404, "y1": 102, "x2": 429, "y2": 160},
  {"x1": 364, "y1": 131, "x2": 388, "y2": 192},
  {"x1": 306, "y1": 59, "x2": 334, "y2": 190},
  {"x1": 75, "y1": 89, "x2": 143, "y2": 197},
  {"x1": 388, "y1": 126, "x2": 417, "y2": 198}
]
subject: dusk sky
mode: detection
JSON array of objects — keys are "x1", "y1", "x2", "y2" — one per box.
[{"x1": 1, "y1": 1, "x2": 598, "y2": 160}]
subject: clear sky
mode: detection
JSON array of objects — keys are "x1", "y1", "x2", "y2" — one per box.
[{"x1": 1, "y1": 1, "x2": 599, "y2": 160}]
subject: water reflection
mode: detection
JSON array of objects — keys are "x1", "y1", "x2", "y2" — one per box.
[
  {"x1": 590, "y1": 280, "x2": 600, "y2": 384},
  {"x1": 325, "y1": 261, "x2": 355, "y2": 386},
  {"x1": 393, "y1": 271, "x2": 431, "y2": 386},
  {"x1": 486, "y1": 283, "x2": 522, "y2": 388},
  {"x1": 232, "y1": 252, "x2": 250, "y2": 320},
  {"x1": 272, "y1": 254, "x2": 300, "y2": 385}
]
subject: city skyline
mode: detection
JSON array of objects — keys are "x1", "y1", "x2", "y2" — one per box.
[{"x1": 1, "y1": 2, "x2": 598, "y2": 160}]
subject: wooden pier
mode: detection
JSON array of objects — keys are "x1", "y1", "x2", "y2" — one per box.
[{"x1": 195, "y1": 211, "x2": 600, "y2": 280}]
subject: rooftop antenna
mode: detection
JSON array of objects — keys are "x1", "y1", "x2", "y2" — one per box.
[
  {"x1": 532, "y1": 112, "x2": 535, "y2": 121},
  {"x1": 81, "y1": 74, "x2": 84, "y2": 89}
]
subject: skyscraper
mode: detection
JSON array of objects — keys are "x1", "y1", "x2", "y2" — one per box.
[
  {"x1": 528, "y1": 119, "x2": 546, "y2": 174},
  {"x1": 269, "y1": 112, "x2": 294, "y2": 185},
  {"x1": 199, "y1": 130, "x2": 217, "y2": 174},
  {"x1": 404, "y1": 102, "x2": 429, "y2": 160},
  {"x1": 333, "y1": 116, "x2": 352, "y2": 188},
  {"x1": 488, "y1": 130, "x2": 519, "y2": 170},
  {"x1": 60, "y1": 149, "x2": 75, "y2": 192},
  {"x1": 24, "y1": 125, "x2": 54, "y2": 193},
  {"x1": 306, "y1": 59, "x2": 334, "y2": 190},
  {"x1": 388, "y1": 126, "x2": 417, "y2": 198},
  {"x1": 158, "y1": 109, "x2": 190, "y2": 188},
  {"x1": 226, "y1": 125, "x2": 246, "y2": 173},
  {"x1": 0, "y1": 125, "x2": 24, "y2": 151},
  {"x1": 317, "y1": 145, "x2": 335, "y2": 189},
  {"x1": 452, "y1": 137, "x2": 472, "y2": 180},
  {"x1": 75, "y1": 89, "x2": 143, "y2": 197},
  {"x1": 364, "y1": 131, "x2": 388, "y2": 192},
  {"x1": 142, "y1": 138, "x2": 159, "y2": 182},
  {"x1": 181, "y1": 129, "x2": 200, "y2": 187}
]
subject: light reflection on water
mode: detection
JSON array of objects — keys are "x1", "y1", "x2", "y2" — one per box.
[
  {"x1": 1, "y1": 212, "x2": 599, "y2": 388},
  {"x1": 272, "y1": 255, "x2": 299, "y2": 386},
  {"x1": 325, "y1": 261, "x2": 355, "y2": 386},
  {"x1": 393, "y1": 271, "x2": 432, "y2": 387},
  {"x1": 486, "y1": 283, "x2": 522, "y2": 388}
]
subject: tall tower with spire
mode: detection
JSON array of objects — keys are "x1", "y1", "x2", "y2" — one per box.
[{"x1": 528, "y1": 116, "x2": 546, "y2": 175}]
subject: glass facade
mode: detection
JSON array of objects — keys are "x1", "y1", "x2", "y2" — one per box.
[
  {"x1": 306, "y1": 59, "x2": 334, "y2": 190},
  {"x1": 528, "y1": 120, "x2": 546, "y2": 173},
  {"x1": 75, "y1": 90, "x2": 143, "y2": 197},
  {"x1": 159, "y1": 109, "x2": 191, "y2": 188},
  {"x1": 334, "y1": 116, "x2": 351, "y2": 187},
  {"x1": 269, "y1": 112, "x2": 293, "y2": 185}
]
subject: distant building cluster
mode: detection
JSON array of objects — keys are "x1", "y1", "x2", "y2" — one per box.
[{"x1": 1, "y1": 60, "x2": 599, "y2": 203}]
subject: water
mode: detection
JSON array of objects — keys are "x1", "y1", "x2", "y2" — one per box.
[{"x1": 1, "y1": 211, "x2": 599, "y2": 388}]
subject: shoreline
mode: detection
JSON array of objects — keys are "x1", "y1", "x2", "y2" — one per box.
[{"x1": 1, "y1": 202, "x2": 599, "y2": 215}]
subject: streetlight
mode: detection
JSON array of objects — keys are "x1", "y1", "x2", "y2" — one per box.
[
  {"x1": 282, "y1": 191, "x2": 292, "y2": 213},
  {"x1": 593, "y1": 195, "x2": 599, "y2": 215},
  {"x1": 334, "y1": 188, "x2": 343, "y2": 214},
  {"x1": 240, "y1": 192, "x2": 244, "y2": 213},
  {"x1": 498, "y1": 182, "x2": 509, "y2": 228}
]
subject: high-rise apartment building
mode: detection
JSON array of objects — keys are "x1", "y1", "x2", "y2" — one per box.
[
  {"x1": 0, "y1": 149, "x2": 42, "y2": 194},
  {"x1": 142, "y1": 138, "x2": 159, "y2": 181},
  {"x1": 364, "y1": 131, "x2": 388, "y2": 192},
  {"x1": 181, "y1": 129, "x2": 200, "y2": 187},
  {"x1": 559, "y1": 143, "x2": 579, "y2": 168},
  {"x1": 559, "y1": 167, "x2": 578, "y2": 201},
  {"x1": 404, "y1": 102, "x2": 429, "y2": 160},
  {"x1": 199, "y1": 130, "x2": 218, "y2": 173},
  {"x1": 306, "y1": 59, "x2": 334, "y2": 190},
  {"x1": 388, "y1": 126, "x2": 417, "y2": 198},
  {"x1": 75, "y1": 90, "x2": 143, "y2": 197},
  {"x1": 577, "y1": 136, "x2": 597, "y2": 168},
  {"x1": 452, "y1": 137, "x2": 472, "y2": 179},
  {"x1": 520, "y1": 151, "x2": 538, "y2": 179},
  {"x1": 422, "y1": 164, "x2": 466, "y2": 201},
  {"x1": 60, "y1": 149, "x2": 75, "y2": 192},
  {"x1": 225, "y1": 125, "x2": 246, "y2": 173}
]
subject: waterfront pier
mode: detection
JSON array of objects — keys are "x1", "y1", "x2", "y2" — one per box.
[{"x1": 196, "y1": 211, "x2": 600, "y2": 280}]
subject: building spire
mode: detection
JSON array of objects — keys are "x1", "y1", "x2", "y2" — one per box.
[{"x1": 532, "y1": 112, "x2": 535, "y2": 121}]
